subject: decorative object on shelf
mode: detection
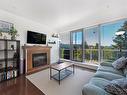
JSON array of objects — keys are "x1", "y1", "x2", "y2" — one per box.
[
  {"x1": 8, "y1": 26, "x2": 19, "y2": 40},
  {"x1": 13, "y1": 52, "x2": 18, "y2": 59},
  {"x1": 52, "y1": 33, "x2": 59, "y2": 38},
  {"x1": 0, "y1": 20, "x2": 13, "y2": 32},
  {"x1": 48, "y1": 40, "x2": 56, "y2": 44},
  {"x1": 11, "y1": 45, "x2": 14, "y2": 50},
  {"x1": 0, "y1": 32, "x2": 2, "y2": 39}
]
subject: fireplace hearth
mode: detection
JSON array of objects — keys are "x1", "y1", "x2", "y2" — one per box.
[{"x1": 32, "y1": 53, "x2": 47, "y2": 68}]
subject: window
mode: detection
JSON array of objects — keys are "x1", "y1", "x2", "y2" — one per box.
[
  {"x1": 100, "y1": 20, "x2": 127, "y2": 61},
  {"x1": 59, "y1": 18, "x2": 127, "y2": 64},
  {"x1": 71, "y1": 30, "x2": 83, "y2": 62},
  {"x1": 60, "y1": 32, "x2": 70, "y2": 60},
  {"x1": 84, "y1": 26, "x2": 99, "y2": 64}
]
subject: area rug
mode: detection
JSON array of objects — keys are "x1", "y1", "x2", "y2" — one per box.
[{"x1": 26, "y1": 67, "x2": 95, "y2": 95}]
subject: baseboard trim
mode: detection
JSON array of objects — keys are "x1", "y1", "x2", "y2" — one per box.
[{"x1": 60, "y1": 59, "x2": 98, "y2": 70}]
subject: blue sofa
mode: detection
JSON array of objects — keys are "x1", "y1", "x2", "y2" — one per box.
[{"x1": 82, "y1": 61, "x2": 127, "y2": 95}]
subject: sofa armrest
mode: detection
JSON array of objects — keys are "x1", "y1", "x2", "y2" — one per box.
[
  {"x1": 100, "y1": 62, "x2": 113, "y2": 67},
  {"x1": 82, "y1": 84, "x2": 111, "y2": 95}
]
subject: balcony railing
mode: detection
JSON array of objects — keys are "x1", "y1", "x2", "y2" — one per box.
[{"x1": 60, "y1": 48, "x2": 127, "y2": 64}]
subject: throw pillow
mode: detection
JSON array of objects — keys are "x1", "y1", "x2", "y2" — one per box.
[
  {"x1": 123, "y1": 65, "x2": 127, "y2": 77},
  {"x1": 111, "y1": 78, "x2": 127, "y2": 88},
  {"x1": 105, "y1": 83, "x2": 127, "y2": 95},
  {"x1": 112, "y1": 57, "x2": 127, "y2": 70},
  {"x1": 105, "y1": 78, "x2": 127, "y2": 95}
]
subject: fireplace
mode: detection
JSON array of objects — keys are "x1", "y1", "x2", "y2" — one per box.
[
  {"x1": 32, "y1": 53, "x2": 47, "y2": 68},
  {"x1": 22, "y1": 45, "x2": 51, "y2": 74}
]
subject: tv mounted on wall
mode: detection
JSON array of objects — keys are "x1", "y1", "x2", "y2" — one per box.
[{"x1": 27, "y1": 31, "x2": 46, "y2": 44}]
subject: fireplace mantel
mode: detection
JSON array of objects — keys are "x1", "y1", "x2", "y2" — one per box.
[
  {"x1": 23, "y1": 45, "x2": 52, "y2": 50},
  {"x1": 22, "y1": 45, "x2": 51, "y2": 74}
]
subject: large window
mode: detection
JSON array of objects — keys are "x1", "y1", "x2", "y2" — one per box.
[
  {"x1": 100, "y1": 20, "x2": 127, "y2": 61},
  {"x1": 71, "y1": 30, "x2": 83, "y2": 61},
  {"x1": 60, "y1": 19, "x2": 127, "y2": 64},
  {"x1": 60, "y1": 32, "x2": 70, "y2": 60},
  {"x1": 84, "y1": 26, "x2": 99, "y2": 64}
]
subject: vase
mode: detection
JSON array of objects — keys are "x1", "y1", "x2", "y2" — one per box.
[{"x1": 11, "y1": 36, "x2": 16, "y2": 40}]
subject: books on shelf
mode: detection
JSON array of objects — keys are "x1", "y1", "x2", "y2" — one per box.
[
  {"x1": 0, "y1": 70, "x2": 17, "y2": 81},
  {"x1": 0, "y1": 72, "x2": 6, "y2": 81},
  {"x1": 7, "y1": 70, "x2": 17, "y2": 79}
]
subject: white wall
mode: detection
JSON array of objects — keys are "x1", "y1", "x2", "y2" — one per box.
[
  {"x1": 0, "y1": 9, "x2": 59, "y2": 64},
  {"x1": 47, "y1": 37, "x2": 60, "y2": 63},
  {"x1": 58, "y1": 9, "x2": 127, "y2": 33},
  {"x1": 59, "y1": 32, "x2": 70, "y2": 44}
]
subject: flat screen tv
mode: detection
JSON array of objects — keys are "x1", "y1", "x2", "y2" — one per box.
[{"x1": 27, "y1": 31, "x2": 46, "y2": 44}]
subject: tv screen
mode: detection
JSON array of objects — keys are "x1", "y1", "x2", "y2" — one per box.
[{"x1": 27, "y1": 31, "x2": 46, "y2": 44}]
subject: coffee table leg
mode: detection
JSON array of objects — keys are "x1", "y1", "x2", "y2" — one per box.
[
  {"x1": 50, "y1": 67, "x2": 52, "y2": 80},
  {"x1": 59, "y1": 70, "x2": 60, "y2": 85},
  {"x1": 73, "y1": 64, "x2": 74, "y2": 74}
]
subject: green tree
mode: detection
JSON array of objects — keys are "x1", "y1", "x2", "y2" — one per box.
[
  {"x1": 95, "y1": 43, "x2": 99, "y2": 49},
  {"x1": 113, "y1": 21, "x2": 127, "y2": 49},
  {"x1": 84, "y1": 41, "x2": 89, "y2": 49}
]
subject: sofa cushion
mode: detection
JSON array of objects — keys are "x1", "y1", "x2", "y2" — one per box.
[
  {"x1": 98, "y1": 65, "x2": 123, "y2": 75},
  {"x1": 112, "y1": 57, "x2": 127, "y2": 70},
  {"x1": 89, "y1": 77, "x2": 110, "y2": 89},
  {"x1": 82, "y1": 84, "x2": 111, "y2": 95},
  {"x1": 94, "y1": 71, "x2": 124, "y2": 80}
]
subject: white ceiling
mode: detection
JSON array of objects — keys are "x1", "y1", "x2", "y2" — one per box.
[{"x1": 0, "y1": 0, "x2": 127, "y2": 32}]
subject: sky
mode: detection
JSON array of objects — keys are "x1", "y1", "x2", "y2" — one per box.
[
  {"x1": 101, "y1": 20, "x2": 125, "y2": 46},
  {"x1": 72, "y1": 19, "x2": 126, "y2": 46}
]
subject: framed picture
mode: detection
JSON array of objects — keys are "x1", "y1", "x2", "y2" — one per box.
[{"x1": 0, "y1": 20, "x2": 13, "y2": 32}]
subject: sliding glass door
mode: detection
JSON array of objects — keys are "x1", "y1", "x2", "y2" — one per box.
[
  {"x1": 84, "y1": 26, "x2": 99, "y2": 64},
  {"x1": 70, "y1": 27, "x2": 99, "y2": 63},
  {"x1": 71, "y1": 30, "x2": 83, "y2": 61}
]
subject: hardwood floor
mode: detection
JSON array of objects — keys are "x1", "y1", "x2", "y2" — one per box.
[{"x1": 0, "y1": 75, "x2": 45, "y2": 95}]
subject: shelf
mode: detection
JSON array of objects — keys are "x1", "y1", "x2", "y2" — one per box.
[
  {"x1": 52, "y1": 69, "x2": 72, "y2": 81},
  {"x1": 7, "y1": 49, "x2": 17, "y2": 51},
  {"x1": 0, "y1": 68, "x2": 6, "y2": 73},
  {"x1": 7, "y1": 67, "x2": 17, "y2": 71},
  {"x1": 0, "y1": 58, "x2": 17, "y2": 62},
  {"x1": 0, "y1": 50, "x2": 5, "y2": 51},
  {"x1": 0, "y1": 49, "x2": 17, "y2": 51},
  {"x1": 0, "y1": 67, "x2": 17, "y2": 73},
  {"x1": 0, "y1": 39, "x2": 20, "y2": 82},
  {"x1": 0, "y1": 39, "x2": 20, "y2": 42},
  {"x1": 0, "y1": 59, "x2": 5, "y2": 62},
  {"x1": 7, "y1": 58, "x2": 17, "y2": 61}
]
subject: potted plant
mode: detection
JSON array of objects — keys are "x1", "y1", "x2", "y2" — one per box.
[{"x1": 8, "y1": 26, "x2": 19, "y2": 40}]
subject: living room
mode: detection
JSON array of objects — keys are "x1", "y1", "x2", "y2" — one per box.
[{"x1": 0, "y1": 0, "x2": 127, "y2": 95}]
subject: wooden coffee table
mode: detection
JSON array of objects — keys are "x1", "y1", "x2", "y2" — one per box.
[{"x1": 50, "y1": 62, "x2": 75, "y2": 85}]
